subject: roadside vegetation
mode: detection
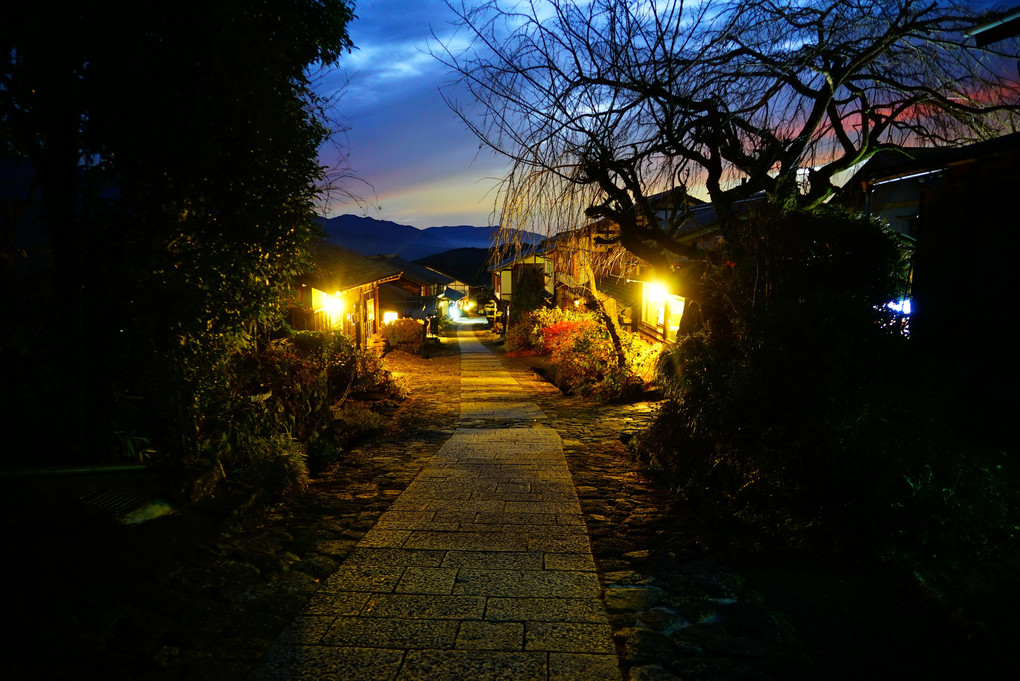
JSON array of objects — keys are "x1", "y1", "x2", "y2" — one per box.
[
  {"x1": 506, "y1": 307, "x2": 660, "y2": 401},
  {"x1": 635, "y1": 203, "x2": 1019, "y2": 629},
  {"x1": 1, "y1": 2, "x2": 366, "y2": 511},
  {"x1": 192, "y1": 330, "x2": 405, "y2": 503}
]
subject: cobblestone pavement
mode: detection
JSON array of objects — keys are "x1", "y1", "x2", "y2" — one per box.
[{"x1": 251, "y1": 325, "x2": 620, "y2": 681}]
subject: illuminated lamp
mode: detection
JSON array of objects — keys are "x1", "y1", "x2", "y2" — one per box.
[
  {"x1": 383, "y1": 311, "x2": 399, "y2": 324},
  {"x1": 324, "y1": 292, "x2": 343, "y2": 319},
  {"x1": 647, "y1": 282, "x2": 668, "y2": 304}
]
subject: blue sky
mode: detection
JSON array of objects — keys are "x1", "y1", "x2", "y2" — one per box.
[{"x1": 314, "y1": 0, "x2": 506, "y2": 228}]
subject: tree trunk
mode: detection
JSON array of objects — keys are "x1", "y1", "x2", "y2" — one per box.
[{"x1": 582, "y1": 262, "x2": 627, "y2": 370}]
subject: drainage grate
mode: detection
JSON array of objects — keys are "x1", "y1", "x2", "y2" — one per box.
[{"x1": 79, "y1": 489, "x2": 147, "y2": 518}]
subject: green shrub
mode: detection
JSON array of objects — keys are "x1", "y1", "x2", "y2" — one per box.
[
  {"x1": 642, "y1": 202, "x2": 1019, "y2": 610},
  {"x1": 506, "y1": 307, "x2": 659, "y2": 400},
  {"x1": 232, "y1": 430, "x2": 310, "y2": 499},
  {"x1": 195, "y1": 329, "x2": 402, "y2": 499},
  {"x1": 331, "y1": 403, "x2": 389, "y2": 445},
  {"x1": 505, "y1": 317, "x2": 538, "y2": 353},
  {"x1": 527, "y1": 306, "x2": 588, "y2": 348}
]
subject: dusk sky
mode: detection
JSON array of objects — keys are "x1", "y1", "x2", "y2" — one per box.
[
  {"x1": 313, "y1": 0, "x2": 506, "y2": 229},
  {"x1": 312, "y1": 0, "x2": 1011, "y2": 230}
]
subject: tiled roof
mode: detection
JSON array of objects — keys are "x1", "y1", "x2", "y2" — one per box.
[
  {"x1": 595, "y1": 276, "x2": 642, "y2": 309},
  {"x1": 371, "y1": 255, "x2": 455, "y2": 286},
  {"x1": 306, "y1": 241, "x2": 402, "y2": 293},
  {"x1": 489, "y1": 242, "x2": 552, "y2": 272}
]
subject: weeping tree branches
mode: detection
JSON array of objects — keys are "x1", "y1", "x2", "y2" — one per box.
[{"x1": 435, "y1": 0, "x2": 1020, "y2": 277}]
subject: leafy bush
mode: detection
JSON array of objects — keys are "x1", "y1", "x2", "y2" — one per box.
[
  {"x1": 230, "y1": 425, "x2": 310, "y2": 499},
  {"x1": 194, "y1": 329, "x2": 403, "y2": 499},
  {"x1": 642, "y1": 202, "x2": 1019, "y2": 609},
  {"x1": 504, "y1": 319, "x2": 538, "y2": 353},
  {"x1": 331, "y1": 403, "x2": 390, "y2": 445},
  {"x1": 380, "y1": 318, "x2": 425, "y2": 354},
  {"x1": 527, "y1": 306, "x2": 589, "y2": 346}
]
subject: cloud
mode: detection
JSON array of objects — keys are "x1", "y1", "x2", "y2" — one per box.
[{"x1": 314, "y1": 1, "x2": 514, "y2": 227}]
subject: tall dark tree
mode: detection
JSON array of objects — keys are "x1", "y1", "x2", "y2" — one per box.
[{"x1": 0, "y1": 2, "x2": 355, "y2": 462}]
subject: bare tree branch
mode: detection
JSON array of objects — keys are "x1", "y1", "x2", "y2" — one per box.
[{"x1": 433, "y1": 0, "x2": 1020, "y2": 282}]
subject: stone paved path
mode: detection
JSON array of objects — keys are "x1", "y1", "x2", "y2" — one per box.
[{"x1": 251, "y1": 325, "x2": 620, "y2": 680}]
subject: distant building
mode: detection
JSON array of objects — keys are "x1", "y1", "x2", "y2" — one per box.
[{"x1": 289, "y1": 241, "x2": 402, "y2": 346}]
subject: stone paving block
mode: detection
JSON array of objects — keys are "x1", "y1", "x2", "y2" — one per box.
[
  {"x1": 406, "y1": 488, "x2": 476, "y2": 500},
  {"x1": 455, "y1": 480, "x2": 504, "y2": 493},
  {"x1": 387, "y1": 497, "x2": 435, "y2": 511},
  {"x1": 504, "y1": 500, "x2": 582, "y2": 514},
  {"x1": 422, "y1": 499, "x2": 507, "y2": 513},
  {"x1": 361, "y1": 593, "x2": 486, "y2": 620},
  {"x1": 403, "y1": 530, "x2": 527, "y2": 552},
  {"x1": 303, "y1": 590, "x2": 372, "y2": 616},
  {"x1": 358, "y1": 528, "x2": 412, "y2": 547},
  {"x1": 342, "y1": 547, "x2": 445, "y2": 567},
  {"x1": 395, "y1": 566, "x2": 458, "y2": 595},
  {"x1": 485, "y1": 597, "x2": 610, "y2": 623},
  {"x1": 544, "y1": 552, "x2": 598, "y2": 572},
  {"x1": 468, "y1": 524, "x2": 589, "y2": 539},
  {"x1": 320, "y1": 565, "x2": 405, "y2": 593},
  {"x1": 431, "y1": 510, "x2": 481, "y2": 524},
  {"x1": 321, "y1": 616, "x2": 458, "y2": 649},
  {"x1": 525, "y1": 621, "x2": 616, "y2": 653},
  {"x1": 455, "y1": 620, "x2": 524, "y2": 651},
  {"x1": 474, "y1": 511, "x2": 559, "y2": 525},
  {"x1": 373, "y1": 510, "x2": 436, "y2": 524},
  {"x1": 275, "y1": 614, "x2": 334, "y2": 645},
  {"x1": 441, "y1": 550, "x2": 544, "y2": 570},
  {"x1": 452, "y1": 568, "x2": 601, "y2": 598},
  {"x1": 397, "y1": 649, "x2": 547, "y2": 681},
  {"x1": 493, "y1": 492, "x2": 564, "y2": 503},
  {"x1": 527, "y1": 532, "x2": 593, "y2": 553},
  {"x1": 250, "y1": 645, "x2": 404, "y2": 681},
  {"x1": 549, "y1": 652, "x2": 622, "y2": 681}
]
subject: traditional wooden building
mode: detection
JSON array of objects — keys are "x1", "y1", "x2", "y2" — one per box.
[{"x1": 289, "y1": 241, "x2": 402, "y2": 346}]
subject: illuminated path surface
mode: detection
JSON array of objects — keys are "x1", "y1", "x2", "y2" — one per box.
[{"x1": 250, "y1": 323, "x2": 619, "y2": 681}]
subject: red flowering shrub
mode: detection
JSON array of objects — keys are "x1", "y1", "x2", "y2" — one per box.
[
  {"x1": 540, "y1": 320, "x2": 588, "y2": 354},
  {"x1": 507, "y1": 307, "x2": 660, "y2": 400}
]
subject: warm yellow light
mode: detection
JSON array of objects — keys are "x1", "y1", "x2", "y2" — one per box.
[
  {"x1": 324, "y1": 293, "x2": 343, "y2": 318},
  {"x1": 383, "y1": 311, "x2": 399, "y2": 324},
  {"x1": 647, "y1": 282, "x2": 668, "y2": 304}
]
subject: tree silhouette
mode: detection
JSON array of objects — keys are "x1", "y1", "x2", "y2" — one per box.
[{"x1": 1, "y1": 2, "x2": 356, "y2": 461}]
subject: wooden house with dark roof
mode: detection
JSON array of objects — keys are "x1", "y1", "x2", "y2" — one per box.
[
  {"x1": 838, "y1": 132, "x2": 1020, "y2": 439},
  {"x1": 371, "y1": 255, "x2": 458, "y2": 322},
  {"x1": 543, "y1": 190, "x2": 717, "y2": 344},
  {"x1": 289, "y1": 241, "x2": 402, "y2": 346}
]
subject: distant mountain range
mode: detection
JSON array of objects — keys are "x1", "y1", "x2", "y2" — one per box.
[{"x1": 319, "y1": 214, "x2": 542, "y2": 262}]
